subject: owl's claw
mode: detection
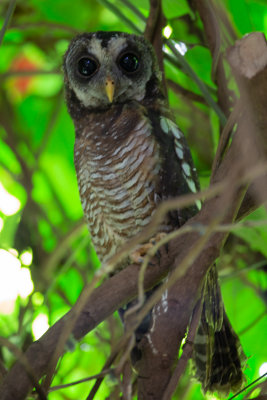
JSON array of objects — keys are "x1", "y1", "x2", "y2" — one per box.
[
  {"x1": 130, "y1": 232, "x2": 167, "y2": 264},
  {"x1": 130, "y1": 242, "x2": 154, "y2": 264}
]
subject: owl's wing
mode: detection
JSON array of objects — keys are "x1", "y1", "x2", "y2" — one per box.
[
  {"x1": 159, "y1": 115, "x2": 200, "y2": 201},
  {"x1": 147, "y1": 108, "x2": 200, "y2": 226}
]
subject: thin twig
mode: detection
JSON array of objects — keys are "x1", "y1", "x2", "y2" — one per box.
[
  {"x1": 86, "y1": 351, "x2": 120, "y2": 400},
  {"x1": 0, "y1": 0, "x2": 17, "y2": 47},
  {"x1": 238, "y1": 311, "x2": 266, "y2": 336},
  {"x1": 0, "y1": 69, "x2": 60, "y2": 81},
  {"x1": 220, "y1": 260, "x2": 267, "y2": 281},
  {"x1": 10, "y1": 21, "x2": 79, "y2": 34},
  {"x1": 115, "y1": 334, "x2": 135, "y2": 375},
  {"x1": 211, "y1": 100, "x2": 242, "y2": 179},
  {"x1": 49, "y1": 368, "x2": 113, "y2": 392},
  {"x1": 97, "y1": 0, "x2": 142, "y2": 34},
  {"x1": 166, "y1": 40, "x2": 227, "y2": 125},
  {"x1": 36, "y1": 89, "x2": 64, "y2": 160},
  {"x1": 119, "y1": 0, "x2": 146, "y2": 22},
  {"x1": 227, "y1": 373, "x2": 267, "y2": 400},
  {"x1": 167, "y1": 79, "x2": 206, "y2": 104},
  {"x1": 41, "y1": 221, "x2": 86, "y2": 277}
]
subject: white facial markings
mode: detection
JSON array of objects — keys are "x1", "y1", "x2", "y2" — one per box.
[
  {"x1": 108, "y1": 36, "x2": 130, "y2": 58},
  {"x1": 86, "y1": 36, "x2": 104, "y2": 57},
  {"x1": 67, "y1": 33, "x2": 153, "y2": 108}
]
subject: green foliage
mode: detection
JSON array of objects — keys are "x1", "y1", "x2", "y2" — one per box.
[
  {"x1": 162, "y1": 0, "x2": 191, "y2": 19},
  {"x1": 0, "y1": 0, "x2": 266, "y2": 399}
]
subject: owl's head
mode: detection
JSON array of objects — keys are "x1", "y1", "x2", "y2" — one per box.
[{"x1": 63, "y1": 31, "x2": 162, "y2": 112}]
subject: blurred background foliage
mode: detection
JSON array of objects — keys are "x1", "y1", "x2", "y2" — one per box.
[{"x1": 0, "y1": 0, "x2": 266, "y2": 399}]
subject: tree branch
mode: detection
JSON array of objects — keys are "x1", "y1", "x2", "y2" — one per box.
[
  {"x1": 144, "y1": 0, "x2": 167, "y2": 96},
  {"x1": 192, "y1": 0, "x2": 237, "y2": 119}
]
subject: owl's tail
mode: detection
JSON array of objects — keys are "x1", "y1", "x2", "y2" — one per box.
[{"x1": 192, "y1": 266, "x2": 246, "y2": 395}]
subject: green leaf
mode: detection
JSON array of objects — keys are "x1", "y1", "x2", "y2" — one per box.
[
  {"x1": 233, "y1": 207, "x2": 267, "y2": 257},
  {"x1": 163, "y1": 0, "x2": 191, "y2": 19}
]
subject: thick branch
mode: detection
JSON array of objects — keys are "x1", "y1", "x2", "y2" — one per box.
[{"x1": 228, "y1": 32, "x2": 267, "y2": 214}]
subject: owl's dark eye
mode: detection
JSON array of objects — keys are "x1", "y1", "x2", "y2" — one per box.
[
  {"x1": 119, "y1": 53, "x2": 139, "y2": 73},
  {"x1": 78, "y1": 57, "x2": 98, "y2": 77}
]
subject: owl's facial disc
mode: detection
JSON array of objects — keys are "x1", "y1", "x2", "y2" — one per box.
[{"x1": 64, "y1": 32, "x2": 158, "y2": 110}]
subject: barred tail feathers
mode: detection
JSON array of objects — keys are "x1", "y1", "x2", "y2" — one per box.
[
  {"x1": 193, "y1": 311, "x2": 246, "y2": 394},
  {"x1": 192, "y1": 266, "x2": 246, "y2": 395}
]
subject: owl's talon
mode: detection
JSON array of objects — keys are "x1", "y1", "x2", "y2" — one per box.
[
  {"x1": 130, "y1": 242, "x2": 154, "y2": 264},
  {"x1": 130, "y1": 232, "x2": 167, "y2": 264}
]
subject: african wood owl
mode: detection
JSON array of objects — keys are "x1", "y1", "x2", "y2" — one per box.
[{"x1": 63, "y1": 31, "x2": 245, "y2": 394}]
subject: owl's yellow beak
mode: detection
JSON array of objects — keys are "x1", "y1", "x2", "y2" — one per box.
[{"x1": 105, "y1": 77, "x2": 115, "y2": 103}]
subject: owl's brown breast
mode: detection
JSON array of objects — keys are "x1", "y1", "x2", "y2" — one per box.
[{"x1": 74, "y1": 103, "x2": 161, "y2": 261}]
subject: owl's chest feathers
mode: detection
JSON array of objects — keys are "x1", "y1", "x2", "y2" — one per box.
[{"x1": 74, "y1": 105, "x2": 161, "y2": 259}]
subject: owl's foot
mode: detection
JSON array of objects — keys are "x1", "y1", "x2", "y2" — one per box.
[
  {"x1": 131, "y1": 243, "x2": 154, "y2": 264},
  {"x1": 130, "y1": 233, "x2": 167, "y2": 264}
]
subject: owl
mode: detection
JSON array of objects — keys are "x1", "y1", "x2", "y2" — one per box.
[{"x1": 63, "y1": 31, "x2": 245, "y2": 394}]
